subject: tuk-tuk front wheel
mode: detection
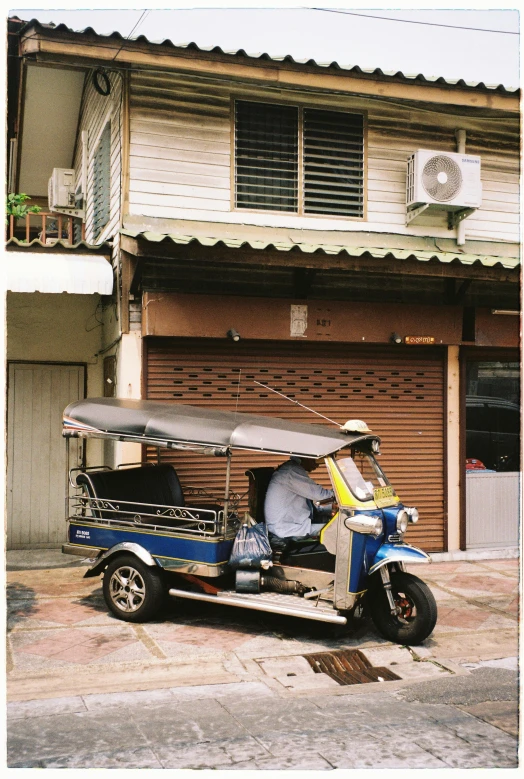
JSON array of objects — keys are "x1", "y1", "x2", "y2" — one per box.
[
  {"x1": 368, "y1": 571, "x2": 437, "y2": 645},
  {"x1": 103, "y1": 554, "x2": 164, "y2": 623}
]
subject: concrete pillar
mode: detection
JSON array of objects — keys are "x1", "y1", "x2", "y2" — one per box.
[
  {"x1": 114, "y1": 331, "x2": 143, "y2": 466},
  {"x1": 447, "y1": 345, "x2": 461, "y2": 551}
]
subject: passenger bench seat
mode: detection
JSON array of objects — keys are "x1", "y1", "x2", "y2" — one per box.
[{"x1": 76, "y1": 465, "x2": 186, "y2": 527}]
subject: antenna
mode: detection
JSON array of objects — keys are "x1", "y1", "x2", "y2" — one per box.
[{"x1": 254, "y1": 380, "x2": 340, "y2": 426}]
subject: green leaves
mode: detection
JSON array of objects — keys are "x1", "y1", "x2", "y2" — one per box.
[{"x1": 6, "y1": 193, "x2": 42, "y2": 225}]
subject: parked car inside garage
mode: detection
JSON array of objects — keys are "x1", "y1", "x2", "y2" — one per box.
[{"x1": 466, "y1": 395, "x2": 520, "y2": 472}]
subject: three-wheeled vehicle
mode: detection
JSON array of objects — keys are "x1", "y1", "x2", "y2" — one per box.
[{"x1": 62, "y1": 398, "x2": 437, "y2": 645}]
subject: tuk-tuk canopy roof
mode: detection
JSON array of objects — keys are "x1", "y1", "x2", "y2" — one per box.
[{"x1": 63, "y1": 398, "x2": 379, "y2": 458}]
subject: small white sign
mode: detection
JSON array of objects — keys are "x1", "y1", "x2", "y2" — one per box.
[{"x1": 290, "y1": 305, "x2": 308, "y2": 337}]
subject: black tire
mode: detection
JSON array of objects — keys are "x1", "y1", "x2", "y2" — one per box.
[
  {"x1": 102, "y1": 554, "x2": 165, "y2": 623},
  {"x1": 367, "y1": 570, "x2": 437, "y2": 645}
]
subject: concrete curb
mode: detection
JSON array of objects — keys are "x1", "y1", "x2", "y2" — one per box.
[
  {"x1": 7, "y1": 657, "x2": 240, "y2": 702},
  {"x1": 7, "y1": 646, "x2": 470, "y2": 704}
]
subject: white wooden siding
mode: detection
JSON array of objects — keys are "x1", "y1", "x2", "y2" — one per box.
[
  {"x1": 129, "y1": 72, "x2": 231, "y2": 223},
  {"x1": 128, "y1": 70, "x2": 519, "y2": 244},
  {"x1": 74, "y1": 71, "x2": 123, "y2": 247}
]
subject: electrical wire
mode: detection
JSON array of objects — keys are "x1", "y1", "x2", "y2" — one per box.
[
  {"x1": 94, "y1": 335, "x2": 121, "y2": 357},
  {"x1": 111, "y1": 9, "x2": 150, "y2": 62},
  {"x1": 85, "y1": 299, "x2": 105, "y2": 332},
  {"x1": 310, "y1": 8, "x2": 519, "y2": 35},
  {"x1": 13, "y1": 9, "x2": 519, "y2": 37}
]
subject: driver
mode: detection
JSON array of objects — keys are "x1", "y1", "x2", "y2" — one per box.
[{"x1": 264, "y1": 455, "x2": 334, "y2": 540}]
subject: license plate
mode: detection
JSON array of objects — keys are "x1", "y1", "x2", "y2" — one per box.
[{"x1": 373, "y1": 486, "x2": 396, "y2": 507}]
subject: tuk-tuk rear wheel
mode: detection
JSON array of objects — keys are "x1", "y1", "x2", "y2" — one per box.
[
  {"x1": 103, "y1": 554, "x2": 165, "y2": 623},
  {"x1": 367, "y1": 570, "x2": 437, "y2": 645}
]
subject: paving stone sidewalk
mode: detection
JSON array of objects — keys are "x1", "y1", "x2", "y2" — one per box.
[
  {"x1": 7, "y1": 669, "x2": 519, "y2": 769},
  {"x1": 7, "y1": 555, "x2": 519, "y2": 689},
  {"x1": 6, "y1": 553, "x2": 520, "y2": 768}
]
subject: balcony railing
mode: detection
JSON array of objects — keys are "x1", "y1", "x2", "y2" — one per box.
[{"x1": 7, "y1": 212, "x2": 86, "y2": 245}]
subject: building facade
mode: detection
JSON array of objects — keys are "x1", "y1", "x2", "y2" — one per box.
[{"x1": 6, "y1": 16, "x2": 520, "y2": 552}]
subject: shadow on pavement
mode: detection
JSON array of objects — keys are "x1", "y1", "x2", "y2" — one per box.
[
  {"x1": 76, "y1": 586, "x2": 108, "y2": 614},
  {"x1": 156, "y1": 595, "x2": 374, "y2": 646},
  {"x1": 6, "y1": 582, "x2": 38, "y2": 632}
]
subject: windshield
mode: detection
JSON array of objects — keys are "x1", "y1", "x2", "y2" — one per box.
[{"x1": 336, "y1": 452, "x2": 395, "y2": 503}]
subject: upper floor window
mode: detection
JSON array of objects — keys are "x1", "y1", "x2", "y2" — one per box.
[
  {"x1": 93, "y1": 121, "x2": 111, "y2": 238},
  {"x1": 235, "y1": 100, "x2": 364, "y2": 218}
]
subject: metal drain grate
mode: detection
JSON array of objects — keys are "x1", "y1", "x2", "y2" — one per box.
[{"x1": 303, "y1": 649, "x2": 401, "y2": 686}]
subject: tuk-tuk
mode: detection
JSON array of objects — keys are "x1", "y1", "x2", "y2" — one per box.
[{"x1": 62, "y1": 398, "x2": 437, "y2": 645}]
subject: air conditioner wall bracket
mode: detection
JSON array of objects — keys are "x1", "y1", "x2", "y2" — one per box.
[
  {"x1": 447, "y1": 207, "x2": 476, "y2": 230},
  {"x1": 406, "y1": 203, "x2": 429, "y2": 225},
  {"x1": 49, "y1": 206, "x2": 86, "y2": 220}
]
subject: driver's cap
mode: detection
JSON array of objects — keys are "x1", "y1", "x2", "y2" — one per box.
[{"x1": 341, "y1": 419, "x2": 373, "y2": 433}]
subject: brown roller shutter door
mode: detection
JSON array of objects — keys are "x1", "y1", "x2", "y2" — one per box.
[{"x1": 145, "y1": 339, "x2": 446, "y2": 552}]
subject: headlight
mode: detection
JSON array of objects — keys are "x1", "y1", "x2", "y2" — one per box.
[
  {"x1": 405, "y1": 507, "x2": 419, "y2": 524},
  {"x1": 396, "y1": 510, "x2": 409, "y2": 534},
  {"x1": 344, "y1": 513, "x2": 383, "y2": 537},
  {"x1": 371, "y1": 516, "x2": 383, "y2": 537}
]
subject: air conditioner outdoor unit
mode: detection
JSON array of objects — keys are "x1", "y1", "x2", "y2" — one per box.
[
  {"x1": 406, "y1": 150, "x2": 482, "y2": 210},
  {"x1": 48, "y1": 168, "x2": 76, "y2": 210}
]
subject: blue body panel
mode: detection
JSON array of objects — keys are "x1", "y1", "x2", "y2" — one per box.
[
  {"x1": 345, "y1": 506, "x2": 429, "y2": 591},
  {"x1": 347, "y1": 531, "x2": 367, "y2": 593},
  {"x1": 382, "y1": 506, "x2": 403, "y2": 535},
  {"x1": 355, "y1": 532, "x2": 384, "y2": 591},
  {"x1": 69, "y1": 522, "x2": 234, "y2": 566},
  {"x1": 369, "y1": 542, "x2": 430, "y2": 574}
]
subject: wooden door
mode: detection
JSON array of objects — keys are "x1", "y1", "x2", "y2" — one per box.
[{"x1": 7, "y1": 363, "x2": 85, "y2": 548}]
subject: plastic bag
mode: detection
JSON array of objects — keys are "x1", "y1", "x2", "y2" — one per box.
[{"x1": 229, "y1": 522, "x2": 272, "y2": 569}]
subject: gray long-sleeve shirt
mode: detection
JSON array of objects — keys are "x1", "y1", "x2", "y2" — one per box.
[{"x1": 264, "y1": 459, "x2": 334, "y2": 538}]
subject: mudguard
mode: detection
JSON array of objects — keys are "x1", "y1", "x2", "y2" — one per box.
[
  {"x1": 83, "y1": 542, "x2": 159, "y2": 578},
  {"x1": 368, "y1": 543, "x2": 430, "y2": 575}
]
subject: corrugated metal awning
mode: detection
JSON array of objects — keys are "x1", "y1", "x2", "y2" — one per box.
[
  {"x1": 5, "y1": 253, "x2": 113, "y2": 294},
  {"x1": 16, "y1": 17, "x2": 519, "y2": 93},
  {"x1": 121, "y1": 228, "x2": 520, "y2": 271},
  {"x1": 6, "y1": 237, "x2": 112, "y2": 252}
]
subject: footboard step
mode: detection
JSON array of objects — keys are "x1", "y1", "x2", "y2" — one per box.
[{"x1": 168, "y1": 588, "x2": 347, "y2": 624}]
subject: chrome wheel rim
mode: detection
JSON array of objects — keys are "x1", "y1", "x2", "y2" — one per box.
[{"x1": 109, "y1": 565, "x2": 146, "y2": 613}]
